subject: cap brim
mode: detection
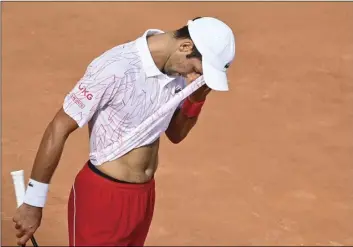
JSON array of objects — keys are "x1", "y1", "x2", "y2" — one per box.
[{"x1": 202, "y1": 61, "x2": 229, "y2": 91}]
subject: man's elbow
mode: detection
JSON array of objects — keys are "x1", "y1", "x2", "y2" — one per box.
[
  {"x1": 49, "y1": 108, "x2": 79, "y2": 139},
  {"x1": 169, "y1": 136, "x2": 183, "y2": 144},
  {"x1": 166, "y1": 132, "x2": 185, "y2": 144}
]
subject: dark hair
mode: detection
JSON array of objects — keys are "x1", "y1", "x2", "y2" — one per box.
[{"x1": 174, "y1": 17, "x2": 202, "y2": 60}]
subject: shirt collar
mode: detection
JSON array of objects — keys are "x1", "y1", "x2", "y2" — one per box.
[{"x1": 136, "y1": 29, "x2": 175, "y2": 83}]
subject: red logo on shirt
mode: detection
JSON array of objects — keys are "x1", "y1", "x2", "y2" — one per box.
[{"x1": 78, "y1": 84, "x2": 93, "y2": 100}]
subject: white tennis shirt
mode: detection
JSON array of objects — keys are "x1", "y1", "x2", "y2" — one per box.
[{"x1": 63, "y1": 29, "x2": 187, "y2": 166}]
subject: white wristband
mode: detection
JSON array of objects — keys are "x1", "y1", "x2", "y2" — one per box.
[{"x1": 23, "y1": 179, "x2": 49, "y2": 208}]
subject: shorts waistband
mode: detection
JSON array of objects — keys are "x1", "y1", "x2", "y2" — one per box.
[
  {"x1": 83, "y1": 160, "x2": 155, "y2": 191},
  {"x1": 88, "y1": 160, "x2": 138, "y2": 184}
]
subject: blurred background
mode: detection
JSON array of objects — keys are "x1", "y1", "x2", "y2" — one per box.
[{"x1": 2, "y1": 2, "x2": 353, "y2": 246}]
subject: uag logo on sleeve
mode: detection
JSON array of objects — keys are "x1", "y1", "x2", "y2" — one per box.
[{"x1": 78, "y1": 84, "x2": 93, "y2": 100}]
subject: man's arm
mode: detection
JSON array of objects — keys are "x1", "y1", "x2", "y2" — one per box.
[
  {"x1": 165, "y1": 107, "x2": 199, "y2": 144},
  {"x1": 165, "y1": 84, "x2": 211, "y2": 143},
  {"x1": 13, "y1": 58, "x2": 120, "y2": 246},
  {"x1": 12, "y1": 108, "x2": 78, "y2": 246},
  {"x1": 30, "y1": 107, "x2": 78, "y2": 183}
]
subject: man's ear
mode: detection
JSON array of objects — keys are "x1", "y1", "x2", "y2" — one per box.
[{"x1": 179, "y1": 39, "x2": 193, "y2": 53}]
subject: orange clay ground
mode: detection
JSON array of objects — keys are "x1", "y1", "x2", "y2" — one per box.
[{"x1": 2, "y1": 2, "x2": 353, "y2": 246}]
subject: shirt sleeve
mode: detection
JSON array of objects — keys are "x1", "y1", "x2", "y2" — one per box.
[{"x1": 63, "y1": 60, "x2": 119, "y2": 127}]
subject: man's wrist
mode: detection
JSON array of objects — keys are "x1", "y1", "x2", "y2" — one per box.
[
  {"x1": 23, "y1": 202, "x2": 44, "y2": 210},
  {"x1": 181, "y1": 97, "x2": 205, "y2": 118},
  {"x1": 23, "y1": 179, "x2": 49, "y2": 208}
]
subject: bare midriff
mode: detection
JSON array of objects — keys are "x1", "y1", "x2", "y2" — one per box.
[{"x1": 96, "y1": 138, "x2": 160, "y2": 183}]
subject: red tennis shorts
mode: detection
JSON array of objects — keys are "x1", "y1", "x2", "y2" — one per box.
[{"x1": 67, "y1": 161, "x2": 155, "y2": 246}]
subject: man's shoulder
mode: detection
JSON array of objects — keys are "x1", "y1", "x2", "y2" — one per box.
[{"x1": 86, "y1": 40, "x2": 142, "y2": 77}]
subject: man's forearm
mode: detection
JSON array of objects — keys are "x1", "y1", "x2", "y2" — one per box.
[
  {"x1": 30, "y1": 121, "x2": 69, "y2": 184},
  {"x1": 166, "y1": 83, "x2": 211, "y2": 143},
  {"x1": 166, "y1": 110, "x2": 198, "y2": 143}
]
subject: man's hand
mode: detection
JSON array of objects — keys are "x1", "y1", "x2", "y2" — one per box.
[
  {"x1": 185, "y1": 74, "x2": 212, "y2": 103},
  {"x1": 13, "y1": 203, "x2": 42, "y2": 246},
  {"x1": 189, "y1": 84, "x2": 212, "y2": 102}
]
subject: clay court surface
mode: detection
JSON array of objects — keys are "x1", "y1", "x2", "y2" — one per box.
[{"x1": 2, "y1": 2, "x2": 353, "y2": 246}]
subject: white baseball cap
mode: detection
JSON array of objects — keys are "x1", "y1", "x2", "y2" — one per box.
[{"x1": 187, "y1": 17, "x2": 235, "y2": 91}]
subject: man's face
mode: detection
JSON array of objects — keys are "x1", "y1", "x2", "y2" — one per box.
[{"x1": 163, "y1": 39, "x2": 203, "y2": 83}]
